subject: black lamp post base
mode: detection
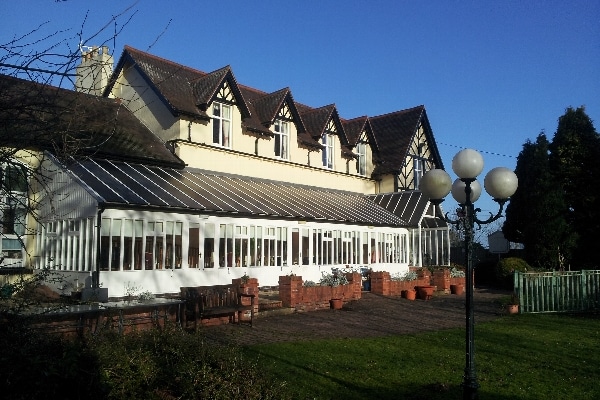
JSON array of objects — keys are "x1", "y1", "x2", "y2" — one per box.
[{"x1": 462, "y1": 377, "x2": 479, "y2": 399}]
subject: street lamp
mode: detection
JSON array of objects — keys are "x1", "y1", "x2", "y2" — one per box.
[{"x1": 419, "y1": 149, "x2": 518, "y2": 400}]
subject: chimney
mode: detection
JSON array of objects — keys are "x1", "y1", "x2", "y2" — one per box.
[{"x1": 75, "y1": 45, "x2": 114, "y2": 96}]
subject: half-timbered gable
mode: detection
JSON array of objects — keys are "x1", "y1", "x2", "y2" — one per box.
[{"x1": 370, "y1": 105, "x2": 444, "y2": 192}]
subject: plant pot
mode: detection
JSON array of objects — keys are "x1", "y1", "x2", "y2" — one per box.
[
  {"x1": 417, "y1": 285, "x2": 435, "y2": 300},
  {"x1": 405, "y1": 289, "x2": 416, "y2": 301},
  {"x1": 330, "y1": 298, "x2": 343, "y2": 310},
  {"x1": 450, "y1": 284, "x2": 464, "y2": 295},
  {"x1": 507, "y1": 304, "x2": 519, "y2": 314}
]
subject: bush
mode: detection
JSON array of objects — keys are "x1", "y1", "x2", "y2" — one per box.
[
  {"x1": 0, "y1": 323, "x2": 290, "y2": 399},
  {"x1": 496, "y1": 257, "x2": 531, "y2": 289}
]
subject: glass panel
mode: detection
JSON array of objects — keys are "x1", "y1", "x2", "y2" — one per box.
[
  {"x1": 145, "y1": 236, "x2": 154, "y2": 270},
  {"x1": 302, "y1": 228, "x2": 310, "y2": 265},
  {"x1": 292, "y1": 228, "x2": 299, "y2": 265},
  {"x1": 165, "y1": 221, "x2": 174, "y2": 269},
  {"x1": 2, "y1": 238, "x2": 22, "y2": 259},
  {"x1": 175, "y1": 222, "x2": 182, "y2": 268},
  {"x1": 189, "y1": 224, "x2": 199, "y2": 268},
  {"x1": 111, "y1": 219, "x2": 122, "y2": 271},
  {"x1": 123, "y1": 219, "x2": 133, "y2": 270},
  {"x1": 100, "y1": 218, "x2": 110, "y2": 271},
  {"x1": 134, "y1": 220, "x2": 143, "y2": 270},
  {"x1": 204, "y1": 223, "x2": 215, "y2": 268}
]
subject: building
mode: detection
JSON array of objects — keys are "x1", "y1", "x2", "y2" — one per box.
[{"x1": 1, "y1": 46, "x2": 449, "y2": 298}]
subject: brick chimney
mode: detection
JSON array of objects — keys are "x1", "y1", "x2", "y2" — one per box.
[{"x1": 75, "y1": 45, "x2": 114, "y2": 96}]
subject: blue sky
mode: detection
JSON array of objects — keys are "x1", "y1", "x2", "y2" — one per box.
[{"x1": 3, "y1": 0, "x2": 599, "y2": 225}]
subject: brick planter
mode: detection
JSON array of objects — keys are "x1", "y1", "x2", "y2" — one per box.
[
  {"x1": 278, "y1": 273, "x2": 362, "y2": 311},
  {"x1": 432, "y1": 269, "x2": 466, "y2": 293},
  {"x1": 232, "y1": 277, "x2": 259, "y2": 320},
  {"x1": 370, "y1": 271, "x2": 430, "y2": 297}
]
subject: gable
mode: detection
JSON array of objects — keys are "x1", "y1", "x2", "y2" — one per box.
[{"x1": 370, "y1": 106, "x2": 443, "y2": 177}]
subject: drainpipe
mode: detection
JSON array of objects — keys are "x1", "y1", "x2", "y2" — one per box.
[
  {"x1": 94, "y1": 205, "x2": 105, "y2": 289},
  {"x1": 188, "y1": 121, "x2": 192, "y2": 141},
  {"x1": 255, "y1": 138, "x2": 259, "y2": 156}
]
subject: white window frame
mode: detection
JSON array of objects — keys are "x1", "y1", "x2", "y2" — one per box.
[
  {"x1": 273, "y1": 119, "x2": 289, "y2": 160},
  {"x1": 356, "y1": 142, "x2": 367, "y2": 176},
  {"x1": 212, "y1": 102, "x2": 232, "y2": 148},
  {"x1": 322, "y1": 133, "x2": 334, "y2": 169},
  {"x1": 413, "y1": 157, "x2": 426, "y2": 189},
  {"x1": 1, "y1": 162, "x2": 28, "y2": 267}
]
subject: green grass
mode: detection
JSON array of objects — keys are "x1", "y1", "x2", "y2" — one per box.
[{"x1": 246, "y1": 313, "x2": 600, "y2": 400}]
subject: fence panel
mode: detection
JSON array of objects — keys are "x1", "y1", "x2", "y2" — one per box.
[{"x1": 514, "y1": 270, "x2": 600, "y2": 313}]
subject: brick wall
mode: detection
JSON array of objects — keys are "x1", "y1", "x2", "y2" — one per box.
[{"x1": 278, "y1": 273, "x2": 362, "y2": 311}]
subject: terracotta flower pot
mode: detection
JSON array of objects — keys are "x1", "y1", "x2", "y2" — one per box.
[
  {"x1": 405, "y1": 289, "x2": 416, "y2": 301},
  {"x1": 330, "y1": 298, "x2": 343, "y2": 310},
  {"x1": 507, "y1": 304, "x2": 519, "y2": 314},
  {"x1": 450, "y1": 284, "x2": 464, "y2": 295},
  {"x1": 417, "y1": 285, "x2": 435, "y2": 300}
]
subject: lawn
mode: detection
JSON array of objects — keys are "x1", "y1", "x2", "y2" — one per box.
[{"x1": 247, "y1": 313, "x2": 600, "y2": 399}]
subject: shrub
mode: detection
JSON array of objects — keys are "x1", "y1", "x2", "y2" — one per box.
[
  {"x1": 0, "y1": 324, "x2": 290, "y2": 399},
  {"x1": 496, "y1": 257, "x2": 531, "y2": 289},
  {"x1": 319, "y1": 271, "x2": 349, "y2": 287},
  {"x1": 391, "y1": 271, "x2": 418, "y2": 281}
]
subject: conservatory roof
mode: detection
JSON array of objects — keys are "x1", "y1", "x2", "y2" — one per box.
[
  {"x1": 65, "y1": 157, "x2": 409, "y2": 227},
  {"x1": 368, "y1": 191, "x2": 448, "y2": 228}
]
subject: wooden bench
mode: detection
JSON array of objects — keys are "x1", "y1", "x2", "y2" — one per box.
[{"x1": 181, "y1": 284, "x2": 255, "y2": 330}]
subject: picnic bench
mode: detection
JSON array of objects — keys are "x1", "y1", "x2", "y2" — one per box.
[{"x1": 181, "y1": 284, "x2": 255, "y2": 330}]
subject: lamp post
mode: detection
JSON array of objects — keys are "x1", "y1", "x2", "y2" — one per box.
[{"x1": 419, "y1": 149, "x2": 518, "y2": 400}]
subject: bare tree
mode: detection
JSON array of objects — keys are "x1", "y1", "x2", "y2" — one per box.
[{"x1": 0, "y1": 4, "x2": 143, "y2": 312}]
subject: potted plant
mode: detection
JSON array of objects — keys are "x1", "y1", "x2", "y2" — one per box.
[
  {"x1": 449, "y1": 267, "x2": 465, "y2": 294},
  {"x1": 506, "y1": 293, "x2": 520, "y2": 314},
  {"x1": 392, "y1": 271, "x2": 417, "y2": 300},
  {"x1": 320, "y1": 270, "x2": 349, "y2": 309}
]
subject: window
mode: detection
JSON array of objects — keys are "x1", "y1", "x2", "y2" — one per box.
[
  {"x1": 273, "y1": 119, "x2": 289, "y2": 159},
  {"x1": 1, "y1": 163, "x2": 27, "y2": 265},
  {"x1": 413, "y1": 157, "x2": 426, "y2": 189},
  {"x1": 322, "y1": 133, "x2": 334, "y2": 169},
  {"x1": 2, "y1": 163, "x2": 28, "y2": 193},
  {"x1": 212, "y1": 102, "x2": 231, "y2": 147},
  {"x1": 356, "y1": 142, "x2": 367, "y2": 176}
]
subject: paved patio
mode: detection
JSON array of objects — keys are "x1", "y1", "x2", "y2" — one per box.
[{"x1": 202, "y1": 288, "x2": 509, "y2": 346}]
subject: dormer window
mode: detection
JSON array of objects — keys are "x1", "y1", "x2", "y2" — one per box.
[
  {"x1": 273, "y1": 119, "x2": 289, "y2": 160},
  {"x1": 212, "y1": 102, "x2": 231, "y2": 148},
  {"x1": 322, "y1": 133, "x2": 334, "y2": 169},
  {"x1": 356, "y1": 142, "x2": 367, "y2": 176}
]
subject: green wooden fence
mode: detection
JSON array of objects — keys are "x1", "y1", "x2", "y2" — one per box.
[{"x1": 514, "y1": 270, "x2": 600, "y2": 313}]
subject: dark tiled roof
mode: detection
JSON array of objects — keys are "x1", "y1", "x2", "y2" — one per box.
[
  {"x1": 66, "y1": 157, "x2": 408, "y2": 226},
  {"x1": 108, "y1": 46, "x2": 443, "y2": 174},
  {"x1": 343, "y1": 116, "x2": 369, "y2": 146},
  {"x1": 191, "y1": 66, "x2": 232, "y2": 110},
  {"x1": 369, "y1": 105, "x2": 425, "y2": 176},
  {"x1": 243, "y1": 87, "x2": 308, "y2": 137},
  {"x1": 342, "y1": 116, "x2": 379, "y2": 153},
  {"x1": 0, "y1": 74, "x2": 184, "y2": 168},
  {"x1": 117, "y1": 46, "x2": 270, "y2": 136}
]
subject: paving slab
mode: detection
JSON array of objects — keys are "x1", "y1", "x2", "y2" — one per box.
[{"x1": 202, "y1": 288, "x2": 509, "y2": 346}]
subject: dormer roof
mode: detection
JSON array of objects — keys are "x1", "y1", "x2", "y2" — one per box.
[
  {"x1": 343, "y1": 116, "x2": 379, "y2": 151},
  {"x1": 247, "y1": 88, "x2": 307, "y2": 131}
]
